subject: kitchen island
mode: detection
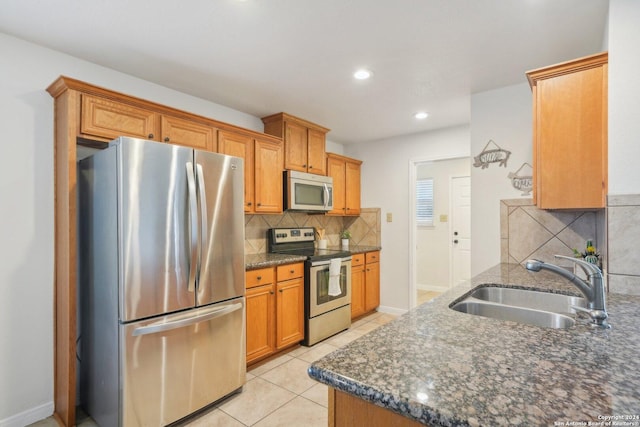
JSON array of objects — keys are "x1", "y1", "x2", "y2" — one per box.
[{"x1": 308, "y1": 263, "x2": 640, "y2": 426}]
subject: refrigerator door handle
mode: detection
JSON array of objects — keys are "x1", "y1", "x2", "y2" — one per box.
[
  {"x1": 186, "y1": 162, "x2": 198, "y2": 293},
  {"x1": 132, "y1": 302, "x2": 243, "y2": 336},
  {"x1": 196, "y1": 163, "x2": 208, "y2": 282}
]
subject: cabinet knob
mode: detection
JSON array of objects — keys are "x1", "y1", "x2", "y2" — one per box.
[
  {"x1": 148, "y1": 133, "x2": 154, "y2": 139},
  {"x1": 257, "y1": 203, "x2": 262, "y2": 207},
  {"x1": 247, "y1": 202, "x2": 252, "y2": 206},
  {"x1": 290, "y1": 269, "x2": 295, "y2": 274},
  {"x1": 257, "y1": 276, "x2": 262, "y2": 280},
  {"x1": 270, "y1": 290, "x2": 274, "y2": 295},
  {"x1": 164, "y1": 137, "x2": 170, "y2": 142},
  {"x1": 303, "y1": 164, "x2": 307, "y2": 168},
  {"x1": 309, "y1": 165, "x2": 313, "y2": 169},
  {"x1": 279, "y1": 289, "x2": 283, "y2": 293}
]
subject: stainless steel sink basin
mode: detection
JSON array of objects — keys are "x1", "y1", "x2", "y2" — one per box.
[
  {"x1": 450, "y1": 286, "x2": 586, "y2": 329},
  {"x1": 468, "y1": 286, "x2": 586, "y2": 314},
  {"x1": 450, "y1": 300, "x2": 576, "y2": 329}
]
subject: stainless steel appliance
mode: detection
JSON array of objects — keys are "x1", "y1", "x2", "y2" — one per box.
[
  {"x1": 78, "y1": 137, "x2": 246, "y2": 427},
  {"x1": 268, "y1": 227, "x2": 351, "y2": 346},
  {"x1": 284, "y1": 170, "x2": 333, "y2": 212}
]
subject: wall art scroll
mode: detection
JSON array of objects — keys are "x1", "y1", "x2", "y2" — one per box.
[
  {"x1": 508, "y1": 163, "x2": 533, "y2": 195},
  {"x1": 473, "y1": 140, "x2": 511, "y2": 169}
]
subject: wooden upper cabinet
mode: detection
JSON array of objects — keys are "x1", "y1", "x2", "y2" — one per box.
[
  {"x1": 326, "y1": 153, "x2": 362, "y2": 216},
  {"x1": 160, "y1": 115, "x2": 216, "y2": 151},
  {"x1": 81, "y1": 94, "x2": 157, "y2": 141},
  {"x1": 262, "y1": 112, "x2": 329, "y2": 175},
  {"x1": 254, "y1": 137, "x2": 284, "y2": 213},
  {"x1": 526, "y1": 52, "x2": 608, "y2": 209},
  {"x1": 218, "y1": 130, "x2": 255, "y2": 212}
]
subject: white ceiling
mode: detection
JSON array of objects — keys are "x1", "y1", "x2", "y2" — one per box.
[{"x1": 0, "y1": 0, "x2": 608, "y2": 144}]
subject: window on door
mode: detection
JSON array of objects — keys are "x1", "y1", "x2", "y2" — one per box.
[{"x1": 416, "y1": 178, "x2": 434, "y2": 227}]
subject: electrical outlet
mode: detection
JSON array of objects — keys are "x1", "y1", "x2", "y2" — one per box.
[{"x1": 386, "y1": 212, "x2": 393, "y2": 222}]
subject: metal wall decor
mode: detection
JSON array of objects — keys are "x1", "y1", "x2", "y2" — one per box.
[
  {"x1": 508, "y1": 163, "x2": 533, "y2": 195},
  {"x1": 473, "y1": 140, "x2": 511, "y2": 169}
]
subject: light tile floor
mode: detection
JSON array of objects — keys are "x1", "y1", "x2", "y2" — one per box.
[
  {"x1": 30, "y1": 311, "x2": 398, "y2": 427},
  {"x1": 417, "y1": 290, "x2": 441, "y2": 305}
]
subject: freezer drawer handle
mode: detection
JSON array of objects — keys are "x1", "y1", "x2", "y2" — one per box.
[{"x1": 132, "y1": 302, "x2": 243, "y2": 337}]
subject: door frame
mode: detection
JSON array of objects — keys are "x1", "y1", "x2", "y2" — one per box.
[{"x1": 408, "y1": 155, "x2": 470, "y2": 309}]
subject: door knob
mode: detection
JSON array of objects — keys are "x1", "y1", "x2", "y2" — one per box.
[
  {"x1": 454, "y1": 240, "x2": 459, "y2": 244},
  {"x1": 454, "y1": 231, "x2": 458, "y2": 236}
]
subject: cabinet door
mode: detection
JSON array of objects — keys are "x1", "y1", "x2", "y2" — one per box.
[
  {"x1": 81, "y1": 94, "x2": 158, "y2": 141},
  {"x1": 246, "y1": 283, "x2": 276, "y2": 364},
  {"x1": 254, "y1": 138, "x2": 283, "y2": 213},
  {"x1": 284, "y1": 121, "x2": 308, "y2": 172},
  {"x1": 307, "y1": 129, "x2": 327, "y2": 175},
  {"x1": 219, "y1": 131, "x2": 255, "y2": 212},
  {"x1": 364, "y1": 261, "x2": 380, "y2": 312},
  {"x1": 160, "y1": 115, "x2": 216, "y2": 151},
  {"x1": 276, "y1": 277, "x2": 304, "y2": 349},
  {"x1": 327, "y1": 156, "x2": 346, "y2": 215},
  {"x1": 535, "y1": 66, "x2": 607, "y2": 209},
  {"x1": 351, "y1": 264, "x2": 366, "y2": 319},
  {"x1": 345, "y1": 160, "x2": 361, "y2": 216}
]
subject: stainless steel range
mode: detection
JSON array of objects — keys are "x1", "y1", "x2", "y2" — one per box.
[{"x1": 268, "y1": 227, "x2": 352, "y2": 346}]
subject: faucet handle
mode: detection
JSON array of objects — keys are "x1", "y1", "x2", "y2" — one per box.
[{"x1": 553, "y1": 254, "x2": 601, "y2": 276}]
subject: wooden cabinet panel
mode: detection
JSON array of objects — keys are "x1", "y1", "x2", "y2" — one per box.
[
  {"x1": 307, "y1": 129, "x2": 327, "y2": 175},
  {"x1": 327, "y1": 155, "x2": 346, "y2": 215},
  {"x1": 246, "y1": 267, "x2": 275, "y2": 289},
  {"x1": 219, "y1": 130, "x2": 255, "y2": 212},
  {"x1": 350, "y1": 263, "x2": 366, "y2": 319},
  {"x1": 327, "y1": 153, "x2": 361, "y2": 216},
  {"x1": 351, "y1": 253, "x2": 365, "y2": 267},
  {"x1": 365, "y1": 251, "x2": 379, "y2": 264},
  {"x1": 526, "y1": 52, "x2": 608, "y2": 209},
  {"x1": 331, "y1": 388, "x2": 423, "y2": 427},
  {"x1": 81, "y1": 94, "x2": 157, "y2": 141},
  {"x1": 246, "y1": 283, "x2": 276, "y2": 364},
  {"x1": 160, "y1": 115, "x2": 216, "y2": 151},
  {"x1": 284, "y1": 121, "x2": 309, "y2": 172},
  {"x1": 345, "y1": 160, "x2": 361, "y2": 215},
  {"x1": 276, "y1": 277, "x2": 304, "y2": 349},
  {"x1": 262, "y1": 112, "x2": 329, "y2": 175},
  {"x1": 276, "y1": 263, "x2": 304, "y2": 281},
  {"x1": 365, "y1": 260, "x2": 380, "y2": 312},
  {"x1": 254, "y1": 137, "x2": 283, "y2": 213}
]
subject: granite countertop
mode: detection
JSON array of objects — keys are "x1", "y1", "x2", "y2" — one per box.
[
  {"x1": 308, "y1": 263, "x2": 640, "y2": 426},
  {"x1": 245, "y1": 246, "x2": 381, "y2": 270}
]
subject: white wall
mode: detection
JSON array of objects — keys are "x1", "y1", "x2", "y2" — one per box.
[
  {"x1": 0, "y1": 32, "x2": 265, "y2": 426},
  {"x1": 345, "y1": 125, "x2": 470, "y2": 312},
  {"x1": 609, "y1": 0, "x2": 640, "y2": 195},
  {"x1": 470, "y1": 83, "x2": 533, "y2": 275},
  {"x1": 416, "y1": 158, "x2": 470, "y2": 290}
]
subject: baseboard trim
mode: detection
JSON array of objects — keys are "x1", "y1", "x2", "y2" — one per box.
[
  {"x1": 0, "y1": 402, "x2": 54, "y2": 427},
  {"x1": 417, "y1": 284, "x2": 449, "y2": 292},
  {"x1": 375, "y1": 305, "x2": 408, "y2": 316}
]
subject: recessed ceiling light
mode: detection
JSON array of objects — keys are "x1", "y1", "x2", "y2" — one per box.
[
  {"x1": 415, "y1": 112, "x2": 429, "y2": 119},
  {"x1": 354, "y1": 69, "x2": 372, "y2": 80}
]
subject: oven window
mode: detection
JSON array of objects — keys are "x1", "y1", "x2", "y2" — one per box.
[
  {"x1": 294, "y1": 182, "x2": 326, "y2": 206},
  {"x1": 315, "y1": 265, "x2": 348, "y2": 303}
]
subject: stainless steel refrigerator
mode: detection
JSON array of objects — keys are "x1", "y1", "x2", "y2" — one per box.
[{"x1": 78, "y1": 137, "x2": 246, "y2": 426}]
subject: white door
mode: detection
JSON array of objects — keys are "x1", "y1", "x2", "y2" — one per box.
[{"x1": 451, "y1": 176, "x2": 471, "y2": 286}]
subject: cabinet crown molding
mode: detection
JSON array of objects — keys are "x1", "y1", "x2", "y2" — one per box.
[{"x1": 526, "y1": 52, "x2": 608, "y2": 88}]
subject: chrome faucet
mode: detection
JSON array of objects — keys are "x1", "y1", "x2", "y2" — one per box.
[{"x1": 525, "y1": 255, "x2": 609, "y2": 328}]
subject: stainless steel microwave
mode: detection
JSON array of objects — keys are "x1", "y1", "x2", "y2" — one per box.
[{"x1": 284, "y1": 170, "x2": 333, "y2": 212}]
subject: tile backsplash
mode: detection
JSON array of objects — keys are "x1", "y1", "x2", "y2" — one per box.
[
  {"x1": 500, "y1": 198, "x2": 605, "y2": 269},
  {"x1": 607, "y1": 194, "x2": 640, "y2": 295},
  {"x1": 244, "y1": 208, "x2": 381, "y2": 254}
]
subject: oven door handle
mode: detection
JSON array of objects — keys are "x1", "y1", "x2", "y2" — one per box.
[{"x1": 310, "y1": 257, "x2": 352, "y2": 267}]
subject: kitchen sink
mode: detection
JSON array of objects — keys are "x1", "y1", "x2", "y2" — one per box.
[
  {"x1": 450, "y1": 286, "x2": 586, "y2": 329},
  {"x1": 467, "y1": 286, "x2": 586, "y2": 313},
  {"x1": 450, "y1": 300, "x2": 576, "y2": 329}
]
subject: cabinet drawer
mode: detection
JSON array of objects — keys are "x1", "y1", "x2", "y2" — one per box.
[
  {"x1": 365, "y1": 251, "x2": 380, "y2": 264},
  {"x1": 351, "y1": 253, "x2": 365, "y2": 267},
  {"x1": 276, "y1": 263, "x2": 304, "y2": 281},
  {"x1": 246, "y1": 267, "x2": 275, "y2": 289}
]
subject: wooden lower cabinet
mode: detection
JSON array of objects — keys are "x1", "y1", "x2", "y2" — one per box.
[
  {"x1": 245, "y1": 263, "x2": 304, "y2": 365},
  {"x1": 329, "y1": 388, "x2": 423, "y2": 427},
  {"x1": 351, "y1": 251, "x2": 380, "y2": 319},
  {"x1": 364, "y1": 252, "x2": 380, "y2": 312}
]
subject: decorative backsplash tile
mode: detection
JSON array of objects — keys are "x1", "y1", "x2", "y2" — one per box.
[
  {"x1": 607, "y1": 194, "x2": 640, "y2": 294},
  {"x1": 244, "y1": 208, "x2": 381, "y2": 254},
  {"x1": 500, "y1": 199, "x2": 604, "y2": 269}
]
